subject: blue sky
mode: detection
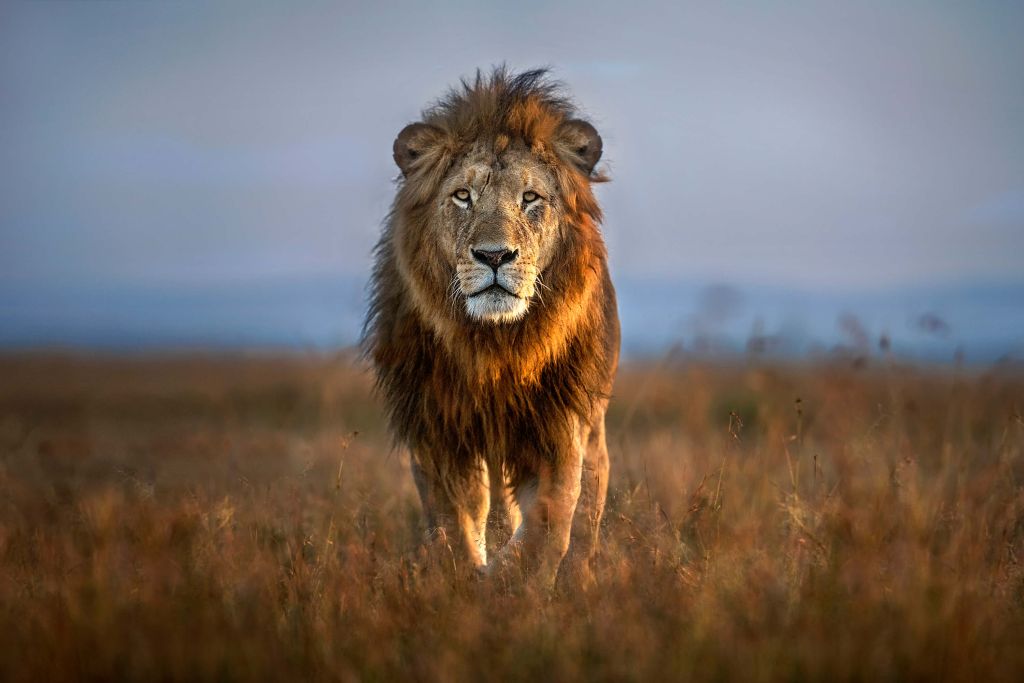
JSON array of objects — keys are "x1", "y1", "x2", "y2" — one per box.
[{"x1": 1, "y1": 1, "x2": 1022, "y2": 357}]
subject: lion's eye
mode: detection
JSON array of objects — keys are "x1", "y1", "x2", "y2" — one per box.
[
  {"x1": 452, "y1": 189, "x2": 471, "y2": 204},
  {"x1": 522, "y1": 191, "x2": 540, "y2": 204}
]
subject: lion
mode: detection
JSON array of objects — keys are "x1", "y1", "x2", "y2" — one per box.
[{"x1": 363, "y1": 67, "x2": 619, "y2": 587}]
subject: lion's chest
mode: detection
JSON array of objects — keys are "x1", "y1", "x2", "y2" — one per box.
[{"x1": 392, "y1": 340, "x2": 579, "y2": 460}]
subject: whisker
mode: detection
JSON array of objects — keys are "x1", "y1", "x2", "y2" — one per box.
[
  {"x1": 534, "y1": 274, "x2": 549, "y2": 306},
  {"x1": 446, "y1": 275, "x2": 462, "y2": 314}
]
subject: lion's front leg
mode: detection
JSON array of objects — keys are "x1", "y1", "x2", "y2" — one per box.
[
  {"x1": 560, "y1": 404, "x2": 610, "y2": 588},
  {"x1": 410, "y1": 455, "x2": 490, "y2": 571},
  {"x1": 493, "y1": 434, "x2": 585, "y2": 589},
  {"x1": 487, "y1": 462, "x2": 522, "y2": 545}
]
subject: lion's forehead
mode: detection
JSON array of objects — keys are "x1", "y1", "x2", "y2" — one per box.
[{"x1": 452, "y1": 147, "x2": 552, "y2": 194}]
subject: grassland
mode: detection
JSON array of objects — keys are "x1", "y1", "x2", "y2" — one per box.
[{"x1": 1, "y1": 352, "x2": 1022, "y2": 681}]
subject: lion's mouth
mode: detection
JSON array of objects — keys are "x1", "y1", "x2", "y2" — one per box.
[
  {"x1": 467, "y1": 283, "x2": 518, "y2": 298},
  {"x1": 462, "y1": 277, "x2": 531, "y2": 323}
]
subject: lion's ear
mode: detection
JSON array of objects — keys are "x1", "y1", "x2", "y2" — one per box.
[
  {"x1": 556, "y1": 119, "x2": 603, "y2": 176},
  {"x1": 393, "y1": 123, "x2": 446, "y2": 177}
]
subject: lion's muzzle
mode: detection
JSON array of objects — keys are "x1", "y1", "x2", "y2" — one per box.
[{"x1": 459, "y1": 244, "x2": 533, "y2": 324}]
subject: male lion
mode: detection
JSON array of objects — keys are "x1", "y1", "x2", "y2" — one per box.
[{"x1": 364, "y1": 68, "x2": 619, "y2": 587}]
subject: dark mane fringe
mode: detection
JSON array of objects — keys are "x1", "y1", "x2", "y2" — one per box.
[
  {"x1": 363, "y1": 67, "x2": 619, "y2": 494},
  {"x1": 425, "y1": 66, "x2": 575, "y2": 140}
]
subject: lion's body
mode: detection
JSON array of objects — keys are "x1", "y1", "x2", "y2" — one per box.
[{"x1": 364, "y1": 68, "x2": 619, "y2": 585}]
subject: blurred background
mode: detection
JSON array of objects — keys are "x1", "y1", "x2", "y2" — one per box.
[{"x1": 2, "y1": 0, "x2": 1022, "y2": 363}]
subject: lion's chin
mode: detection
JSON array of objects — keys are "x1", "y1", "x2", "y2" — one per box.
[{"x1": 465, "y1": 289, "x2": 529, "y2": 324}]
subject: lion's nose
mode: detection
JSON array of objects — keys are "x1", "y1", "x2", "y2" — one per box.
[{"x1": 471, "y1": 247, "x2": 518, "y2": 270}]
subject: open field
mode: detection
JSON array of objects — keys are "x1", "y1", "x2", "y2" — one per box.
[{"x1": 1, "y1": 352, "x2": 1022, "y2": 681}]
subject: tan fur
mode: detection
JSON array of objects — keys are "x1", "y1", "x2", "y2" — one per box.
[{"x1": 364, "y1": 68, "x2": 619, "y2": 585}]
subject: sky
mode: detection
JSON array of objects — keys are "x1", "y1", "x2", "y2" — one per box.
[{"x1": 1, "y1": 1, "x2": 1022, "y2": 357}]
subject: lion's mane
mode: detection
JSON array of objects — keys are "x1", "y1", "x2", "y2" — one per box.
[{"x1": 363, "y1": 67, "x2": 619, "y2": 488}]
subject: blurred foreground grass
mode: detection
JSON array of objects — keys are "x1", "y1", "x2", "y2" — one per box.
[{"x1": 1, "y1": 352, "x2": 1022, "y2": 681}]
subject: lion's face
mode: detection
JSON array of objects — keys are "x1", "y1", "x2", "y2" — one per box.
[
  {"x1": 392, "y1": 114, "x2": 603, "y2": 326},
  {"x1": 434, "y1": 143, "x2": 561, "y2": 324}
]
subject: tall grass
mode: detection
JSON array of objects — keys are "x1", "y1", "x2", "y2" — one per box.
[{"x1": 1, "y1": 353, "x2": 1021, "y2": 681}]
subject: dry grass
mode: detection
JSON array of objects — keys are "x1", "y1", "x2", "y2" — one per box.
[{"x1": 1, "y1": 352, "x2": 1022, "y2": 681}]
